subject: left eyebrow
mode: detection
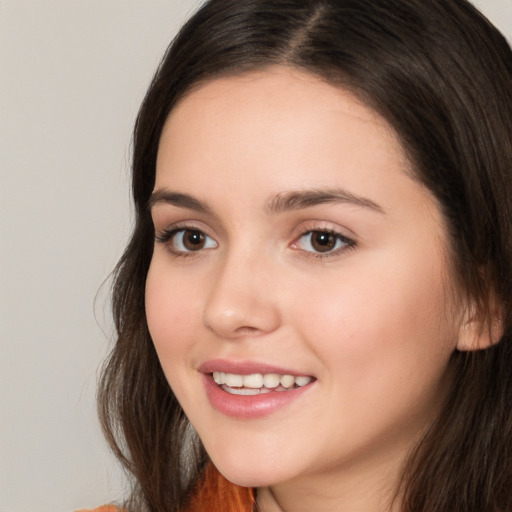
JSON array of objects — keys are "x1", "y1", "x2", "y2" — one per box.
[
  {"x1": 264, "y1": 188, "x2": 386, "y2": 215},
  {"x1": 148, "y1": 189, "x2": 214, "y2": 216}
]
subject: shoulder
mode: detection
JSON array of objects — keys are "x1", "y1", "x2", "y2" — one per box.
[{"x1": 75, "y1": 506, "x2": 120, "y2": 512}]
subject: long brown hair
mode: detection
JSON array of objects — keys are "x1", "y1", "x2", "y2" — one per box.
[{"x1": 98, "y1": 1, "x2": 512, "y2": 510}]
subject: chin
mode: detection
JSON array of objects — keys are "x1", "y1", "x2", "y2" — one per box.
[{"x1": 209, "y1": 450, "x2": 296, "y2": 488}]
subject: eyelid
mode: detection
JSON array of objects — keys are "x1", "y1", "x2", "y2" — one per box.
[
  {"x1": 289, "y1": 222, "x2": 357, "y2": 259},
  {"x1": 154, "y1": 221, "x2": 218, "y2": 256},
  {"x1": 153, "y1": 219, "x2": 356, "y2": 259},
  {"x1": 292, "y1": 229, "x2": 354, "y2": 250},
  {"x1": 154, "y1": 219, "x2": 213, "y2": 239}
]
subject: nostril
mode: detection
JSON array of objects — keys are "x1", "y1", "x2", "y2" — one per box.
[
  {"x1": 204, "y1": 322, "x2": 262, "y2": 337},
  {"x1": 233, "y1": 326, "x2": 261, "y2": 336}
]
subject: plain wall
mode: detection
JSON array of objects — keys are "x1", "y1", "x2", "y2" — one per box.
[
  {"x1": 0, "y1": 2, "x2": 203, "y2": 511},
  {"x1": 1, "y1": 1, "x2": 511, "y2": 511}
]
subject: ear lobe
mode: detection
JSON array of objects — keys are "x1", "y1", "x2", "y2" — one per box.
[{"x1": 456, "y1": 296, "x2": 504, "y2": 352}]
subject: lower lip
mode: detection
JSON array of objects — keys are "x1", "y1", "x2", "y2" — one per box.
[{"x1": 202, "y1": 373, "x2": 313, "y2": 419}]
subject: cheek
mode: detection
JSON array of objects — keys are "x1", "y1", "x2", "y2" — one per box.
[
  {"x1": 145, "y1": 260, "x2": 213, "y2": 417},
  {"x1": 145, "y1": 260, "x2": 201, "y2": 372},
  {"x1": 296, "y1": 265, "x2": 457, "y2": 449},
  {"x1": 295, "y1": 250, "x2": 457, "y2": 395}
]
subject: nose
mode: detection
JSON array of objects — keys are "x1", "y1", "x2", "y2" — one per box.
[{"x1": 203, "y1": 251, "x2": 281, "y2": 339}]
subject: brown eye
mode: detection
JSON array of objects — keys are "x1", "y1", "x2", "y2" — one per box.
[
  {"x1": 310, "y1": 231, "x2": 336, "y2": 253},
  {"x1": 181, "y1": 229, "x2": 206, "y2": 251},
  {"x1": 162, "y1": 228, "x2": 217, "y2": 253},
  {"x1": 295, "y1": 230, "x2": 353, "y2": 256}
]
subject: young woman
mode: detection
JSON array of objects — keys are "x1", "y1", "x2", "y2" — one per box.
[{"x1": 95, "y1": 0, "x2": 512, "y2": 510}]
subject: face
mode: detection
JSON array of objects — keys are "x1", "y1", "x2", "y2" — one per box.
[{"x1": 146, "y1": 68, "x2": 463, "y2": 504}]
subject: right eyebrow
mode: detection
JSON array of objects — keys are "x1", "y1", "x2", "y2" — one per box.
[
  {"x1": 148, "y1": 189, "x2": 214, "y2": 216},
  {"x1": 264, "y1": 188, "x2": 386, "y2": 215}
]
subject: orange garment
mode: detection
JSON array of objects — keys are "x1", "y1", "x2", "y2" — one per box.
[
  {"x1": 185, "y1": 463, "x2": 255, "y2": 512},
  {"x1": 75, "y1": 507, "x2": 119, "y2": 512},
  {"x1": 77, "y1": 464, "x2": 254, "y2": 512}
]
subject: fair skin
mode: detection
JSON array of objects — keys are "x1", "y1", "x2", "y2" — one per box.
[{"x1": 145, "y1": 67, "x2": 470, "y2": 512}]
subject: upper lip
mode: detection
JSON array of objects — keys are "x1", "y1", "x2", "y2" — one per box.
[{"x1": 198, "y1": 359, "x2": 314, "y2": 377}]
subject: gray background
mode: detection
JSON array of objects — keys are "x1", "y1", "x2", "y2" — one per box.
[{"x1": 1, "y1": 1, "x2": 511, "y2": 511}]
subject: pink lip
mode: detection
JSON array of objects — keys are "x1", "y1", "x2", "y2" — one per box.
[
  {"x1": 199, "y1": 359, "x2": 315, "y2": 419},
  {"x1": 199, "y1": 359, "x2": 310, "y2": 376}
]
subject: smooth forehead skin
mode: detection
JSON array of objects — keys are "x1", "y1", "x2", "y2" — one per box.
[
  {"x1": 148, "y1": 67, "x2": 463, "y2": 511},
  {"x1": 158, "y1": 68, "x2": 413, "y2": 204}
]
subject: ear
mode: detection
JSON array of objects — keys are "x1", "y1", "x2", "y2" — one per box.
[{"x1": 456, "y1": 293, "x2": 504, "y2": 351}]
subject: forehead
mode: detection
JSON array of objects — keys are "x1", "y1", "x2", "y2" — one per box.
[
  {"x1": 169, "y1": 67, "x2": 384, "y2": 123},
  {"x1": 156, "y1": 67, "x2": 410, "y2": 190}
]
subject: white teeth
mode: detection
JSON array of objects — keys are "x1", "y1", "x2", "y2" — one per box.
[
  {"x1": 263, "y1": 373, "x2": 280, "y2": 388},
  {"x1": 280, "y1": 374, "x2": 295, "y2": 388},
  {"x1": 224, "y1": 387, "x2": 271, "y2": 396},
  {"x1": 295, "y1": 376, "x2": 313, "y2": 386},
  {"x1": 212, "y1": 371, "x2": 313, "y2": 390},
  {"x1": 243, "y1": 373, "x2": 264, "y2": 388},
  {"x1": 225, "y1": 373, "x2": 243, "y2": 387}
]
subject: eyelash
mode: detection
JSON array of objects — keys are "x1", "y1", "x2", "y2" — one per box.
[
  {"x1": 155, "y1": 225, "x2": 217, "y2": 256},
  {"x1": 292, "y1": 229, "x2": 356, "y2": 259},
  {"x1": 154, "y1": 225, "x2": 356, "y2": 259}
]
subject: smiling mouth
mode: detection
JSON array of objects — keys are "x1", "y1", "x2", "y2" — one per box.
[{"x1": 212, "y1": 371, "x2": 314, "y2": 396}]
